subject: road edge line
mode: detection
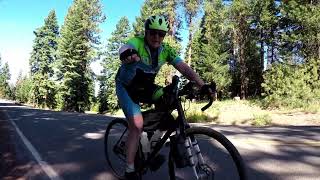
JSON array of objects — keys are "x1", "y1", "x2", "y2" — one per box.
[{"x1": 6, "y1": 111, "x2": 63, "y2": 180}]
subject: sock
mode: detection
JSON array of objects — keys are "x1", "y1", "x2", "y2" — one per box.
[{"x1": 126, "y1": 163, "x2": 135, "y2": 173}]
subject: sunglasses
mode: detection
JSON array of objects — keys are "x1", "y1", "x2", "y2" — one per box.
[{"x1": 148, "y1": 30, "x2": 166, "y2": 38}]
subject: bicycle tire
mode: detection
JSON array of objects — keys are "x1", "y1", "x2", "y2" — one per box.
[
  {"x1": 104, "y1": 118, "x2": 129, "y2": 179},
  {"x1": 104, "y1": 118, "x2": 144, "y2": 180},
  {"x1": 169, "y1": 127, "x2": 247, "y2": 180}
]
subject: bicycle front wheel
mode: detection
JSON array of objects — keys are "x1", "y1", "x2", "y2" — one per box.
[
  {"x1": 169, "y1": 127, "x2": 247, "y2": 180},
  {"x1": 104, "y1": 118, "x2": 128, "y2": 179}
]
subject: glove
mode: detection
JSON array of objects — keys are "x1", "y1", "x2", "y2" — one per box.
[
  {"x1": 200, "y1": 82, "x2": 216, "y2": 96},
  {"x1": 119, "y1": 48, "x2": 139, "y2": 61}
]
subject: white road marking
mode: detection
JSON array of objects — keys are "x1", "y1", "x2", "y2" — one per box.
[{"x1": 7, "y1": 112, "x2": 63, "y2": 180}]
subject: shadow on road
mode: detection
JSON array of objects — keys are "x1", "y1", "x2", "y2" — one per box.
[
  {"x1": 203, "y1": 124, "x2": 320, "y2": 180},
  {"x1": 2, "y1": 103, "x2": 319, "y2": 179}
]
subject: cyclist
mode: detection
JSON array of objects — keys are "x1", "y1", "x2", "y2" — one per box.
[{"x1": 116, "y1": 15, "x2": 214, "y2": 180}]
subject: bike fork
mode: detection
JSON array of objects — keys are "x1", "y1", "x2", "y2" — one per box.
[{"x1": 186, "y1": 137, "x2": 210, "y2": 180}]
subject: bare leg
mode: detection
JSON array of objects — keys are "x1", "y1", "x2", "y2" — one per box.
[{"x1": 126, "y1": 114, "x2": 144, "y2": 166}]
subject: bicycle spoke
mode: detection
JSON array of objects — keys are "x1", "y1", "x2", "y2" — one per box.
[
  {"x1": 169, "y1": 127, "x2": 246, "y2": 180},
  {"x1": 105, "y1": 119, "x2": 129, "y2": 179}
]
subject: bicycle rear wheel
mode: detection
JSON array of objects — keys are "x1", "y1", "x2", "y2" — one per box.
[
  {"x1": 169, "y1": 127, "x2": 247, "y2": 180},
  {"x1": 104, "y1": 118, "x2": 129, "y2": 179}
]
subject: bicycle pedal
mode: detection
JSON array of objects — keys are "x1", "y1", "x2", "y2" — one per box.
[{"x1": 149, "y1": 154, "x2": 166, "y2": 171}]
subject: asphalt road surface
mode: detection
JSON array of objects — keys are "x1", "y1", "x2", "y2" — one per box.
[{"x1": 1, "y1": 100, "x2": 319, "y2": 180}]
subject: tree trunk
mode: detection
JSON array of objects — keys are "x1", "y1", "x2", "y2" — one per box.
[
  {"x1": 187, "y1": 17, "x2": 193, "y2": 66},
  {"x1": 238, "y1": 16, "x2": 248, "y2": 100},
  {"x1": 239, "y1": 40, "x2": 247, "y2": 100},
  {"x1": 187, "y1": 44, "x2": 192, "y2": 66},
  {"x1": 233, "y1": 26, "x2": 247, "y2": 99},
  {"x1": 258, "y1": 29, "x2": 264, "y2": 96},
  {"x1": 318, "y1": 33, "x2": 320, "y2": 60}
]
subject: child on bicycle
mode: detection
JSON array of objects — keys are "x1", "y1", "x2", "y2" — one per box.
[{"x1": 115, "y1": 15, "x2": 214, "y2": 180}]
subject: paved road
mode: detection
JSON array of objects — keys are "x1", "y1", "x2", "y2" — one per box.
[{"x1": 1, "y1": 100, "x2": 319, "y2": 180}]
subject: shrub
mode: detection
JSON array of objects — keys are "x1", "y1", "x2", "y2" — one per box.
[
  {"x1": 252, "y1": 113, "x2": 272, "y2": 126},
  {"x1": 262, "y1": 63, "x2": 316, "y2": 109}
]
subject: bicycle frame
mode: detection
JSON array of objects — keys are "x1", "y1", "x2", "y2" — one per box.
[
  {"x1": 137, "y1": 75, "x2": 210, "y2": 176},
  {"x1": 106, "y1": 76, "x2": 246, "y2": 180}
]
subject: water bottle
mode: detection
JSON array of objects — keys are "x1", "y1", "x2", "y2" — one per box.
[{"x1": 140, "y1": 131, "x2": 150, "y2": 156}]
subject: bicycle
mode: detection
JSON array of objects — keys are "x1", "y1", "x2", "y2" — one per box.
[{"x1": 104, "y1": 75, "x2": 247, "y2": 180}]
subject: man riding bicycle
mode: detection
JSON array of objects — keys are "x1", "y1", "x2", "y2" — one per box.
[{"x1": 115, "y1": 15, "x2": 214, "y2": 180}]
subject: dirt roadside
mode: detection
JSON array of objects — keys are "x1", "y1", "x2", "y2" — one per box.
[{"x1": 216, "y1": 102, "x2": 320, "y2": 126}]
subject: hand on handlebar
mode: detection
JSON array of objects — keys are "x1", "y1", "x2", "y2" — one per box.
[
  {"x1": 200, "y1": 82, "x2": 216, "y2": 111},
  {"x1": 200, "y1": 82, "x2": 216, "y2": 100}
]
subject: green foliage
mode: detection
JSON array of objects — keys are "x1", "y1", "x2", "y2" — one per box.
[
  {"x1": 0, "y1": 56, "x2": 12, "y2": 99},
  {"x1": 262, "y1": 62, "x2": 318, "y2": 108},
  {"x1": 7, "y1": 0, "x2": 320, "y2": 115},
  {"x1": 252, "y1": 113, "x2": 272, "y2": 126},
  {"x1": 58, "y1": 0, "x2": 105, "y2": 112},
  {"x1": 278, "y1": 1, "x2": 320, "y2": 61},
  {"x1": 90, "y1": 101, "x2": 100, "y2": 112},
  {"x1": 99, "y1": 16, "x2": 131, "y2": 113},
  {"x1": 29, "y1": 10, "x2": 59, "y2": 109},
  {"x1": 14, "y1": 73, "x2": 33, "y2": 103},
  {"x1": 155, "y1": 35, "x2": 182, "y2": 85},
  {"x1": 302, "y1": 102, "x2": 320, "y2": 113},
  {"x1": 181, "y1": 0, "x2": 202, "y2": 25},
  {"x1": 181, "y1": 0, "x2": 203, "y2": 66},
  {"x1": 132, "y1": 0, "x2": 182, "y2": 39},
  {"x1": 183, "y1": 101, "x2": 220, "y2": 123},
  {"x1": 187, "y1": 113, "x2": 209, "y2": 123},
  {"x1": 191, "y1": 0, "x2": 232, "y2": 96},
  {"x1": 307, "y1": 58, "x2": 320, "y2": 97}
]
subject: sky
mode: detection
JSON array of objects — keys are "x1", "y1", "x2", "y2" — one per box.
[{"x1": 0, "y1": 0, "x2": 174, "y2": 84}]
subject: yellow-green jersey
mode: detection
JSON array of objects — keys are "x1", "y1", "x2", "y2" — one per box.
[{"x1": 116, "y1": 36, "x2": 183, "y2": 86}]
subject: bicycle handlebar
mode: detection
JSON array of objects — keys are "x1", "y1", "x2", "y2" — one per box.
[
  {"x1": 174, "y1": 75, "x2": 215, "y2": 112},
  {"x1": 201, "y1": 96, "x2": 213, "y2": 111}
]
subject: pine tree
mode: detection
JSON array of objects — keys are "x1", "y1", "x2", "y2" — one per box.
[
  {"x1": 278, "y1": 1, "x2": 320, "y2": 62},
  {"x1": 181, "y1": 0, "x2": 203, "y2": 66},
  {"x1": 262, "y1": 62, "x2": 314, "y2": 108},
  {"x1": 248, "y1": 0, "x2": 280, "y2": 96},
  {"x1": 29, "y1": 10, "x2": 59, "y2": 108},
  {"x1": 99, "y1": 17, "x2": 131, "y2": 113},
  {"x1": 229, "y1": 0, "x2": 256, "y2": 99},
  {"x1": 278, "y1": 1, "x2": 320, "y2": 96},
  {"x1": 132, "y1": 0, "x2": 182, "y2": 44},
  {"x1": 132, "y1": 0, "x2": 181, "y2": 37},
  {"x1": 0, "y1": 55, "x2": 11, "y2": 98},
  {"x1": 191, "y1": 0, "x2": 232, "y2": 96},
  {"x1": 14, "y1": 72, "x2": 33, "y2": 103},
  {"x1": 58, "y1": 0, "x2": 105, "y2": 112}
]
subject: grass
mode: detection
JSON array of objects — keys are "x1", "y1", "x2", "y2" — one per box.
[
  {"x1": 182, "y1": 101, "x2": 220, "y2": 123},
  {"x1": 249, "y1": 97, "x2": 320, "y2": 113},
  {"x1": 96, "y1": 98, "x2": 320, "y2": 126},
  {"x1": 251, "y1": 113, "x2": 272, "y2": 126},
  {"x1": 302, "y1": 101, "x2": 320, "y2": 113}
]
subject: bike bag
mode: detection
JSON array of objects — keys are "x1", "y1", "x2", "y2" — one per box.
[
  {"x1": 170, "y1": 134, "x2": 191, "y2": 168},
  {"x1": 142, "y1": 110, "x2": 175, "y2": 132}
]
